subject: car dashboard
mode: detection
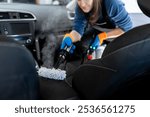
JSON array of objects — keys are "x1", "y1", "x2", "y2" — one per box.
[{"x1": 0, "y1": 10, "x2": 36, "y2": 45}]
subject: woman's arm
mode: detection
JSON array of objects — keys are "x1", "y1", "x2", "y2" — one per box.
[
  {"x1": 105, "y1": 0, "x2": 133, "y2": 32},
  {"x1": 92, "y1": 28, "x2": 125, "y2": 46},
  {"x1": 70, "y1": 30, "x2": 82, "y2": 42},
  {"x1": 106, "y1": 28, "x2": 124, "y2": 39}
]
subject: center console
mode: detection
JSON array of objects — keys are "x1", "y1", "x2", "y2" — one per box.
[{"x1": 0, "y1": 10, "x2": 36, "y2": 45}]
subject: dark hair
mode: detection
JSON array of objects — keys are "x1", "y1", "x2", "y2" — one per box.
[{"x1": 89, "y1": 0, "x2": 102, "y2": 24}]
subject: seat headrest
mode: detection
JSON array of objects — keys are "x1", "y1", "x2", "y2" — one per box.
[{"x1": 137, "y1": 0, "x2": 150, "y2": 17}]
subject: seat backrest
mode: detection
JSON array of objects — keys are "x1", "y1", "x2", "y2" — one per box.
[{"x1": 0, "y1": 37, "x2": 39, "y2": 99}]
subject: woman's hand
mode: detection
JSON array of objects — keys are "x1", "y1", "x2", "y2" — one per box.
[
  {"x1": 60, "y1": 33, "x2": 76, "y2": 54},
  {"x1": 90, "y1": 32, "x2": 107, "y2": 49}
]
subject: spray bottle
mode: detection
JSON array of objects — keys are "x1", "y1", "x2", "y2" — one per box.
[{"x1": 87, "y1": 45, "x2": 96, "y2": 60}]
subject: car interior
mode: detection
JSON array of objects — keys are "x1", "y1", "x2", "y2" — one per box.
[{"x1": 0, "y1": 0, "x2": 150, "y2": 100}]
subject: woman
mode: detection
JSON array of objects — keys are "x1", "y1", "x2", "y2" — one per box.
[{"x1": 61, "y1": 0, "x2": 133, "y2": 59}]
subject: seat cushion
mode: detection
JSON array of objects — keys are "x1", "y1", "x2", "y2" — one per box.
[{"x1": 39, "y1": 77, "x2": 78, "y2": 100}]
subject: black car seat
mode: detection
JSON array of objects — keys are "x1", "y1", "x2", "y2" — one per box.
[
  {"x1": 72, "y1": 0, "x2": 150, "y2": 99},
  {"x1": 0, "y1": 36, "x2": 39, "y2": 99}
]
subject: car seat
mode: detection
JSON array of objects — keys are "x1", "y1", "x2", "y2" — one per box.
[
  {"x1": 0, "y1": 36, "x2": 39, "y2": 100},
  {"x1": 71, "y1": 0, "x2": 150, "y2": 99}
]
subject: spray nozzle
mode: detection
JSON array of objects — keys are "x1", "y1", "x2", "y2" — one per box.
[{"x1": 54, "y1": 45, "x2": 72, "y2": 69}]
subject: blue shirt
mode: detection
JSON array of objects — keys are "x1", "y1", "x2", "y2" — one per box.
[{"x1": 73, "y1": 0, "x2": 133, "y2": 36}]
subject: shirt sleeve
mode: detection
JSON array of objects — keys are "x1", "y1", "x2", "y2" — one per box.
[
  {"x1": 73, "y1": 5, "x2": 88, "y2": 36},
  {"x1": 105, "y1": 0, "x2": 133, "y2": 32}
]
